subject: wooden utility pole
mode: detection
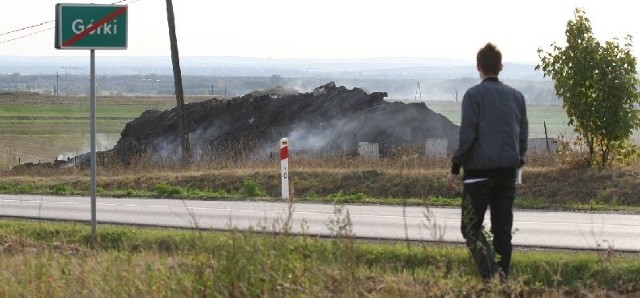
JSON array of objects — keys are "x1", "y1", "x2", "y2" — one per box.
[
  {"x1": 55, "y1": 71, "x2": 59, "y2": 97},
  {"x1": 544, "y1": 121, "x2": 550, "y2": 152},
  {"x1": 165, "y1": 0, "x2": 191, "y2": 164}
]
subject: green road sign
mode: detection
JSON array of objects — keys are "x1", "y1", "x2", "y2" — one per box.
[{"x1": 55, "y1": 4, "x2": 127, "y2": 50}]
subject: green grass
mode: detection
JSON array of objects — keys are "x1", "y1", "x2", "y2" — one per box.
[
  {"x1": 0, "y1": 100, "x2": 174, "y2": 118},
  {"x1": 0, "y1": 219, "x2": 637, "y2": 296},
  {"x1": 240, "y1": 177, "x2": 268, "y2": 197},
  {"x1": 424, "y1": 100, "x2": 573, "y2": 138},
  {"x1": 0, "y1": 94, "x2": 179, "y2": 167},
  {"x1": 0, "y1": 121, "x2": 127, "y2": 135}
]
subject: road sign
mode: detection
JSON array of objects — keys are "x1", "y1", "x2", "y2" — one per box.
[
  {"x1": 54, "y1": 3, "x2": 128, "y2": 238},
  {"x1": 55, "y1": 4, "x2": 127, "y2": 50}
]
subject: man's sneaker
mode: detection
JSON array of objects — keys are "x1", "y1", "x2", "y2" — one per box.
[
  {"x1": 498, "y1": 270, "x2": 507, "y2": 284},
  {"x1": 483, "y1": 270, "x2": 507, "y2": 285}
]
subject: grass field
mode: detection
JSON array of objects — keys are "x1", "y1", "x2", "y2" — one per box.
[
  {"x1": 0, "y1": 219, "x2": 638, "y2": 296},
  {"x1": 1, "y1": 92, "x2": 575, "y2": 169},
  {"x1": 0, "y1": 93, "x2": 208, "y2": 168},
  {"x1": 415, "y1": 100, "x2": 574, "y2": 138}
]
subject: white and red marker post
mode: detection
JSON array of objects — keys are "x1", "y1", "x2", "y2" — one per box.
[{"x1": 280, "y1": 138, "x2": 289, "y2": 199}]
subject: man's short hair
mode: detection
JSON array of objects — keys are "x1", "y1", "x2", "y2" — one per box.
[{"x1": 477, "y1": 43, "x2": 502, "y2": 76}]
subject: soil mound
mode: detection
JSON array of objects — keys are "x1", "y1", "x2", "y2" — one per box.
[{"x1": 112, "y1": 82, "x2": 459, "y2": 163}]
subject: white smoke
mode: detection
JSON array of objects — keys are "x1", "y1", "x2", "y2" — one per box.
[
  {"x1": 189, "y1": 121, "x2": 230, "y2": 150},
  {"x1": 81, "y1": 133, "x2": 118, "y2": 152},
  {"x1": 286, "y1": 117, "x2": 361, "y2": 155},
  {"x1": 151, "y1": 137, "x2": 181, "y2": 163},
  {"x1": 55, "y1": 133, "x2": 118, "y2": 162}
]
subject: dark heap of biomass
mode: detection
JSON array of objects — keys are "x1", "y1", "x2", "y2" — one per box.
[{"x1": 111, "y1": 82, "x2": 459, "y2": 163}]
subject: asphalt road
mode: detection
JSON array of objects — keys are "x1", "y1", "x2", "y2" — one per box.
[{"x1": 0, "y1": 194, "x2": 639, "y2": 251}]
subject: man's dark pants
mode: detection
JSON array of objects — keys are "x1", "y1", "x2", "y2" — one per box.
[{"x1": 461, "y1": 177, "x2": 516, "y2": 279}]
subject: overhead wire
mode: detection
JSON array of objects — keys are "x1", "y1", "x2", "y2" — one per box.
[
  {"x1": 0, "y1": 20, "x2": 54, "y2": 37},
  {"x1": 0, "y1": 0, "x2": 143, "y2": 45},
  {"x1": 0, "y1": 27, "x2": 54, "y2": 45}
]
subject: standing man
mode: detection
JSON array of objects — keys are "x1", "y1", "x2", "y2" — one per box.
[{"x1": 447, "y1": 43, "x2": 528, "y2": 282}]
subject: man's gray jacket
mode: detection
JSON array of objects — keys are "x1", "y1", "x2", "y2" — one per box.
[{"x1": 451, "y1": 77, "x2": 528, "y2": 179}]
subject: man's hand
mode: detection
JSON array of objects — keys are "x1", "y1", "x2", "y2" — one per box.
[{"x1": 446, "y1": 172, "x2": 458, "y2": 192}]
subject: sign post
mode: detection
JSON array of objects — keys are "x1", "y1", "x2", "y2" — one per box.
[
  {"x1": 55, "y1": 3, "x2": 128, "y2": 238},
  {"x1": 89, "y1": 49, "x2": 96, "y2": 235},
  {"x1": 280, "y1": 138, "x2": 289, "y2": 200}
]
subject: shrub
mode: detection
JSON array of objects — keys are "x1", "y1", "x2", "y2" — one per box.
[
  {"x1": 53, "y1": 184, "x2": 72, "y2": 195},
  {"x1": 241, "y1": 178, "x2": 266, "y2": 197},
  {"x1": 154, "y1": 182, "x2": 186, "y2": 197}
]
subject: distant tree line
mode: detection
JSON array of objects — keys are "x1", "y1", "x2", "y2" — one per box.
[{"x1": 0, "y1": 73, "x2": 560, "y2": 105}]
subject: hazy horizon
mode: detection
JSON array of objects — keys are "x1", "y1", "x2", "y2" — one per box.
[
  {"x1": 0, "y1": 55, "x2": 539, "y2": 77},
  {"x1": 2, "y1": 1, "x2": 639, "y2": 64}
]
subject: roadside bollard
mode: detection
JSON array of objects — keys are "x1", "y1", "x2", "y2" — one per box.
[{"x1": 280, "y1": 138, "x2": 289, "y2": 199}]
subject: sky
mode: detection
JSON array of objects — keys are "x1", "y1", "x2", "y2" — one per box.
[{"x1": 1, "y1": 0, "x2": 639, "y2": 64}]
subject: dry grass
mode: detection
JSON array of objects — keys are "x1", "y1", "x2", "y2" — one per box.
[
  {"x1": 2, "y1": 150, "x2": 640, "y2": 211},
  {"x1": 0, "y1": 219, "x2": 638, "y2": 296}
]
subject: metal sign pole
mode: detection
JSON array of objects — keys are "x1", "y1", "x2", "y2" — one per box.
[{"x1": 90, "y1": 49, "x2": 97, "y2": 237}]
